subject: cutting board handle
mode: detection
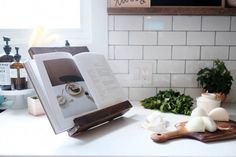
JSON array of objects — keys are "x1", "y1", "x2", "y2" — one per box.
[
  {"x1": 151, "y1": 128, "x2": 187, "y2": 143},
  {"x1": 151, "y1": 121, "x2": 236, "y2": 143}
]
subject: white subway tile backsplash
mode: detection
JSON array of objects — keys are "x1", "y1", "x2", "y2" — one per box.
[
  {"x1": 231, "y1": 17, "x2": 236, "y2": 31},
  {"x1": 129, "y1": 88, "x2": 156, "y2": 101},
  {"x1": 144, "y1": 16, "x2": 172, "y2": 31},
  {"x1": 129, "y1": 32, "x2": 157, "y2": 45},
  {"x1": 158, "y1": 60, "x2": 185, "y2": 73},
  {"x1": 108, "y1": 46, "x2": 115, "y2": 59},
  {"x1": 129, "y1": 60, "x2": 157, "y2": 74},
  {"x1": 115, "y1": 16, "x2": 143, "y2": 30},
  {"x1": 232, "y1": 87, "x2": 236, "y2": 98},
  {"x1": 109, "y1": 31, "x2": 128, "y2": 45},
  {"x1": 226, "y1": 88, "x2": 236, "y2": 103},
  {"x1": 230, "y1": 47, "x2": 236, "y2": 60},
  {"x1": 144, "y1": 46, "x2": 171, "y2": 59},
  {"x1": 152, "y1": 74, "x2": 170, "y2": 87},
  {"x1": 128, "y1": 76, "x2": 153, "y2": 87},
  {"x1": 225, "y1": 61, "x2": 236, "y2": 71},
  {"x1": 232, "y1": 79, "x2": 236, "y2": 90},
  {"x1": 122, "y1": 88, "x2": 129, "y2": 100},
  {"x1": 224, "y1": 62, "x2": 236, "y2": 103},
  {"x1": 108, "y1": 15, "x2": 236, "y2": 102},
  {"x1": 173, "y1": 16, "x2": 201, "y2": 31},
  {"x1": 186, "y1": 61, "x2": 213, "y2": 73},
  {"x1": 172, "y1": 46, "x2": 200, "y2": 60},
  {"x1": 108, "y1": 60, "x2": 128, "y2": 73},
  {"x1": 201, "y1": 46, "x2": 229, "y2": 60},
  {"x1": 171, "y1": 74, "x2": 198, "y2": 87},
  {"x1": 216, "y1": 32, "x2": 236, "y2": 45},
  {"x1": 157, "y1": 88, "x2": 185, "y2": 94},
  {"x1": 129, "y1": 61, "x2": 154, "y2": 87},
  {"x1": 115, "y1": 74, "x2": 130, "y2": 87},
  {"x1": 202, "y1": 16, "x2": 230, "y2": 31},
  {"x1": 158, "y1": 32, "x2": 186, "y2": 45},
  {"x1": 108, "y1": 16, "x2": 114, "y2": 30},
  {"x1": 187, "y1": 32, "x2": 215, "y2": 45},
  {"x1": 115, "y1": 46, "x2": 142, "y2": 59},
  {"x1": 185, "y1": 88, "x2": 202, "y2": 100}
]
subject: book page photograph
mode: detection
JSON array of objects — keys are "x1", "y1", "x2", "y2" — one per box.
[{"x1": 43, "y1": 58, "x2": 97, "y2": 118}]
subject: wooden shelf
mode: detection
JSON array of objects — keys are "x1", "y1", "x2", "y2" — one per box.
[{"x1": 107, "y1": 6, "x2": 236, "y2": 15}]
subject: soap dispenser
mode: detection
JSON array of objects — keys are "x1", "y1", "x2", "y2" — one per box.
[
  {"x1": 10, "y1": 47, "x2": 27, "y2": 90},
  {"x1": 0, "y1": 37, "x2": 14, "y2": 90}
]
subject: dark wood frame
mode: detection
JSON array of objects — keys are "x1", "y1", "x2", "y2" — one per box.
[{"x1": 28, "y1": 46, "x2": 89, "y2": 58}]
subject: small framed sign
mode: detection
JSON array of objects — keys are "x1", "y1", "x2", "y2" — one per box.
[{"x1": 108, "y1": 0, "x2": 151, "y2": 8}]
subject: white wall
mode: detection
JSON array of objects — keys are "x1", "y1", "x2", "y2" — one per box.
[
  {"x1": 87, "y1": 0, "x2": 108, "y2": 56},
  {"x1": 0, "y1": 0, "x2": 108, "y2": 59},
  {"x1": 108, "y1": 15, "x2": 236, "y2": 102}
]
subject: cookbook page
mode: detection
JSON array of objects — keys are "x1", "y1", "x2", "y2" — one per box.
[
  {"x1": 24, "y1": 60, "x2": 68, "y2": 133},
  {"x1": 33, "y1": 52, "x2": 98, "y2": 133},
  {"x1": 74, "y1": 53, "x2": 127, "y2": 109}
]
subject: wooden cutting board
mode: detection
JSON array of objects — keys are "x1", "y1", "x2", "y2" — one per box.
[{"x1": 151, "y1": 120, "x2": 236, "y2": 143}]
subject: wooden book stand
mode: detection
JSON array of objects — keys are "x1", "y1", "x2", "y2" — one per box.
[{"x1": 28, "y1": 46, "x2": 132, "y2": 136}]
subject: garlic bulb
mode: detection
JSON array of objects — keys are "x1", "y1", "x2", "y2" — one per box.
[{"x1": 208, "y1": 107, "x2": 229, "y2": 121}]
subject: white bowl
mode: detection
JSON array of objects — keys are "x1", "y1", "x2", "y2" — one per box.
[
  {"x1": 201, "y1": 93, "x2": 216, "y2": 100},
  {"x1": 196, "y1": 96, "x2": 221, "y2": 113}
]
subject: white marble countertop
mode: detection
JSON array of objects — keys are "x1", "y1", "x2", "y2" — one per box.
[{"x1": 0, "y1": 102, "x2": 236, "y2": 157}]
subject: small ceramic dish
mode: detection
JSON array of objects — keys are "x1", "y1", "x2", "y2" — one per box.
[
  {"x1": 196, "y1": 93, "x2": 221, "y2": 113},
  {"x1": 201, "y1": 93, "x2": 216, "y2": 100},
  {"x1": 65, "y1": 82, "x2": 82, "y2": 96}
]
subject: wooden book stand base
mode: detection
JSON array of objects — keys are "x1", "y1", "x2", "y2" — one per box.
[{"x1": 68, "y1": 100, "x2": 132, "y2": 136}]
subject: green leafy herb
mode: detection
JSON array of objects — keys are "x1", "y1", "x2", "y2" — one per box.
[
  {"x1": 31, "y1": 96, "x2": 38, "y2": 99},
  {"x1": 140, "y1": 89, "x2": 193, "y2": 115},
  {"x1": 197, "y1": 59, "x2": 233, "y2": 95}
]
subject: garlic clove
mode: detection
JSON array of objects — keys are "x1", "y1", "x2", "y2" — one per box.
[
  {"x1": 208, "y1": 107, "x2": 229, "y2": 121},
  {"x1": 191, "y1": 107, "x2": 207, "y2": 117},
  {"x1": 202, "y1": 116, "x2": 217, "y2": 132},
  {"x1": 186, "y1": 117, "x2": 205, "y2": 132},
  {"x1": 141, "y1": 113, "x2": 168, "y2": 133}
]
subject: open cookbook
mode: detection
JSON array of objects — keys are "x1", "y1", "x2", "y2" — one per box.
[{"x1": 24, "y1": 48, "x2": 132, "y2": 136}]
